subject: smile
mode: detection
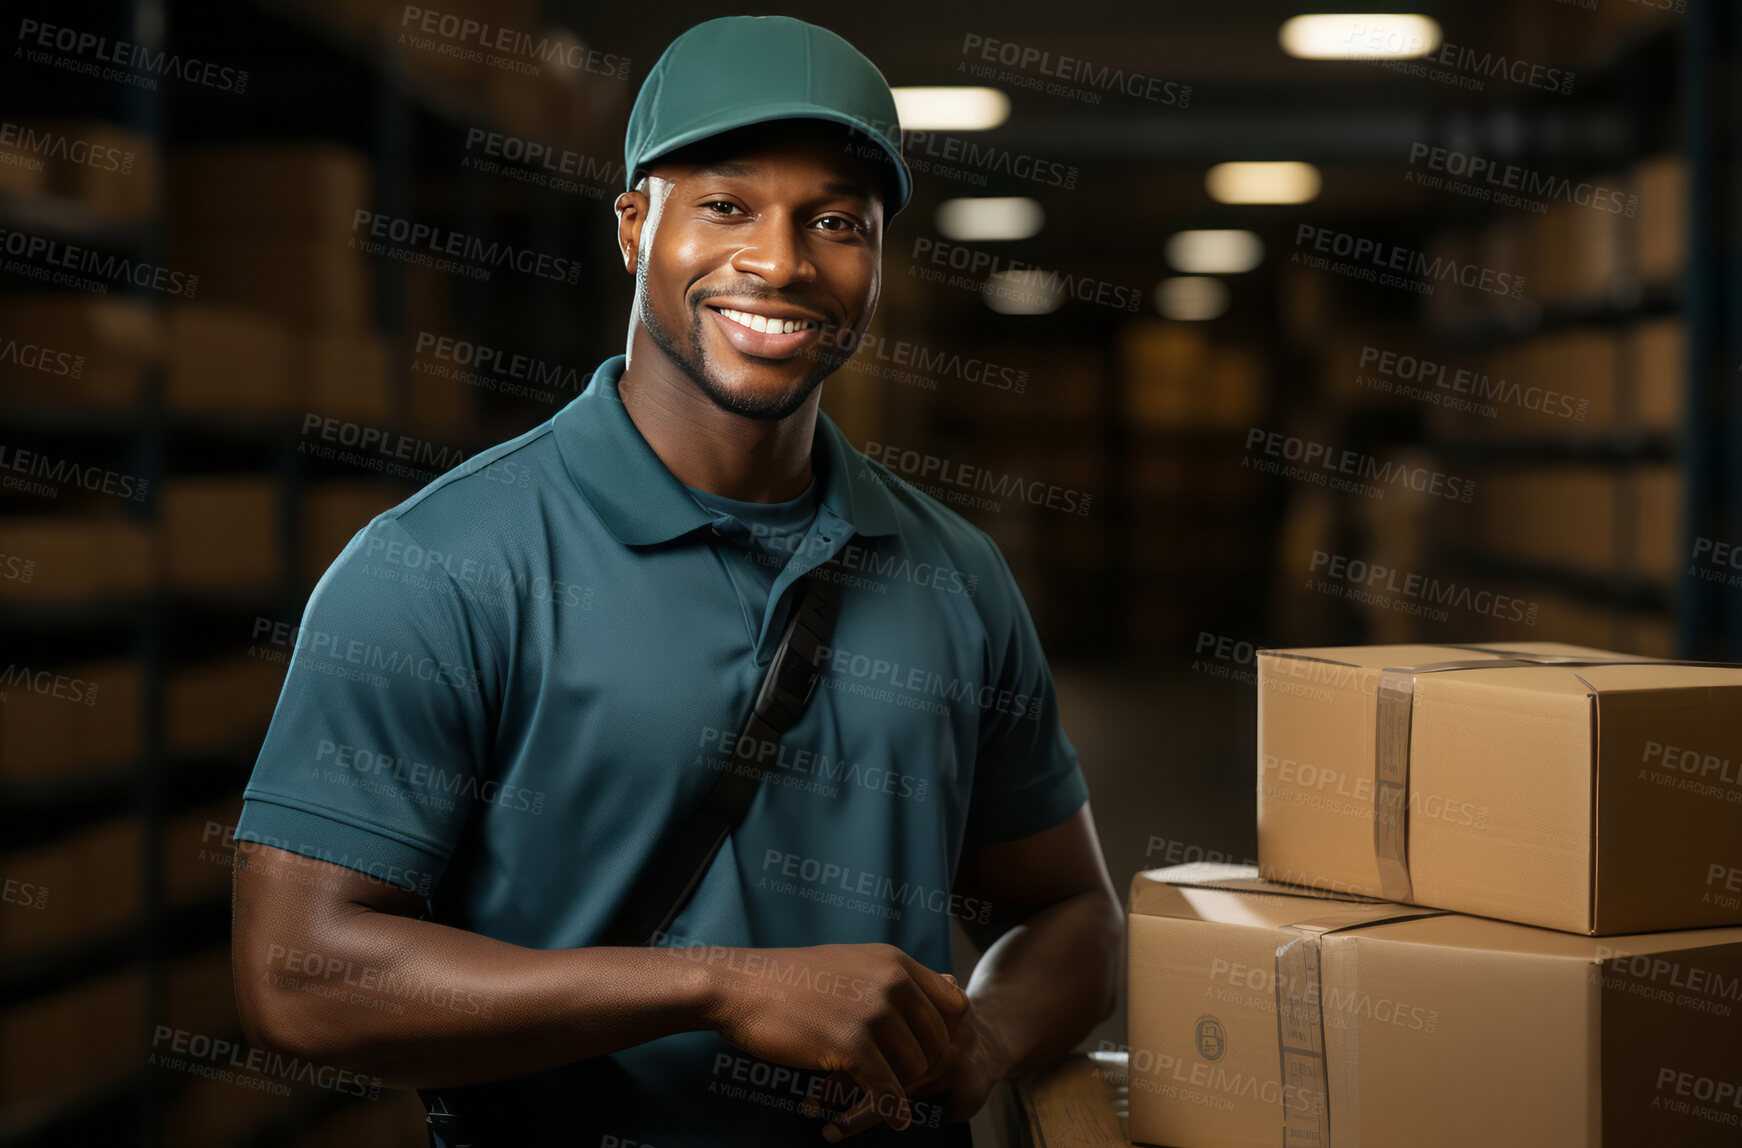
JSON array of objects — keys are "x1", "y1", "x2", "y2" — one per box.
[{"x1": 705, "y1": 305, "x2": 826, "y2": 360}]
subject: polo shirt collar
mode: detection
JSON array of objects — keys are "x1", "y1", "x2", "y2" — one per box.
[{"x1": 554, "y1": 354, "x2": 900, "y2": 547}]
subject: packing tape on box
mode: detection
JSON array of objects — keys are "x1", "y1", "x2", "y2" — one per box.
[
  {"x1": 1369, "y1": 647, "x2": 1710, "y2": 904},
  {"x1": 1274, "y1": 908, "x2": 1446, "y2": 1147}
]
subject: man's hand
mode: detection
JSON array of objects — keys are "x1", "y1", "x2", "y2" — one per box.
[
  {"x1": 805, "y1": 995, "x2": 1012, "y2": 1141},
  {"x1": 703, "y1": 942, "x2": 970, "y2": 1135}
]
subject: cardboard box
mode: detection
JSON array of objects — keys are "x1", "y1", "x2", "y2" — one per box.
[
  {"x1": 1257, "y1": 642, "x2": 1742, "y2": 933},
  {"x1": 165, "y1": 657, "x2": 287, "y2": 756},
  {"x1": 36, "y1": 120, "x2": 157, "y2": 222},
  {"x1": 0, "y1": 658, "x2": 141, "y2": 781},
  {"x1": 1627, "y1": 318, "x2": 1684, "y2": 433},
  {"x1": 0, "y1": 966, "x2": 147, "y2": 1118},
  {"x1": 168, "y1": 144, "x2": 370, "y2": 240},
  {"x1": 165, "y1": 304, "x2": 294, "y2": 416},
  {"x1": 1479, "y1": 465, "x2": 1620, "y2": 572},
  {"x1": 0, "y1": 295, "x2": 159, "y2": 409},
  {"x1": 0, "y1": 816, "x2": 140, "y2": 959},
  {"x1": 1633, "y1": 153, "x2": 1685, "y2": 287},
  {"x1": 159, "y1": 476, "x2": 281, "y2": 593},
  {"x1": 0, "y1": 518, "x2": 154, "y2": 603},
  {"x1": 172, "y1": 239, "x2": 371, "y2": 330},
  {"x1": 299, "y1": 328, "x2": 395, "y2": 424},
  {"x1": 1127, "y1": 864, "x2": 1742, "y2": 1148},
  {"x1": 1629, "y1": 464, "x2": 1683, "y2": 584}
]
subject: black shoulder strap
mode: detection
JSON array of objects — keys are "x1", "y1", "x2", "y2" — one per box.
[{"x1": 596, "y1": 539, "x2": 853, "y2": 947}]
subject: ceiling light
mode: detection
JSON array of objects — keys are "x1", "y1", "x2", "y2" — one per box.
[
  {"x1": 1155, "y1": 277, "x2": 1231, "y2": 321},
  {"x1": 936, "y1": 197, "x2": 1044, "y2": 241},
  {"x1": 891, "y1": 87, "x2": 1011, "y2": 131},
  {"x1": 1280, "y1": 14, "x2": 1442, "y2": 60},
  {"x1": 985, "y1": 270, "x2": 1064, "y2": 315},
  {"x1": 1206, "y1": 161, "x2": 1322, "y2": 204},
  {"x1": 1166, "y1": 230, "x2": 1265, "y2": 274}
]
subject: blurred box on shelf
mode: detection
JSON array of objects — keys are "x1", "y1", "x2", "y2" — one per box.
[
  {"x1": 301, "y1": 481, "x2": 406, "y2": 583},
  {"x1": 169, "y1": 144, "x2": 370, "y2": 240},
  {"x1": 0, "y1": 816, "x2": 141, "y2": 959},
  {"x1": 33, "y1": 120, "x2": 158, "y2": 223},
  {"x1": 300, "y1": 329, "x2": 395, "y2": 424},
  {"x1": 0, "y1": 517, "x2": 153, "y2": 603},
  {"x1": 162, "y1": 946, "x2": 242, "y2": 1042},
  {"x1": 0, "y1": 136, "x2": 45, "y2": 197},
  {"x1": 1257, "y1": 642, "x2": 1742, "y2": 933},
  {"x1": 165, "y1": 656, "x2": 287, "y2": 757},
  {"x1": 296, "y1": 0, "x2": 404, "y2": 39},
  {"x1": 1120, "y1": 320, "x2": 1265, "y2": 430},
  {"x1": 1479, "y1": 465, "x2": 1620, "y2": 572},
  {"x1": 172, "y1": 238, "x2": 372, "y2": 330},
  {"x1": 1526, "y1": 194, "x2": 1628, "y2": 309},
  {"x1": 160, "y1": 807, "x2": 239, "y2": 903},
  {"x1": 1632, "y1": 153, "x2": 1685, "y2": 289},
  {"x1": 1625, "y1": 318, "x2": 1684, "y2": 433},
  {"x1": 159, "y1": 476, "x2": 281, "y2": 594},
  {"x1": 162, "y1": 794, "x2": 245, "y2": 908},
  {"x1": 1629, "y1": 464, "x2": 1682, "y2": 584},
  {"x1": 1477, "y1": 331, "x2": 1619, "y2": 437},
  {"x1": 0, "y1": 966, "x2": 147, "y2": 1121},
  {"x1": 0, "y1": 658, "x2": 141, "y2": 782},
  {"x1": 165, "y1": 304, "x2": 294, "y2": 417},
  {"x1": 1127, "y1": 864, "x2": 1742, "y2": 1148},
  {"x1": 0, "y1": 295, "x2": 160, "y2": 409}
]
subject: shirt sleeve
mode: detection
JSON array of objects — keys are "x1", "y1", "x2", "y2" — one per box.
[
  {"x1": 233, "y1": 515, "x2": 502, "y2": 895},
  {"x1": 962, "y1": 532, "x2": 1090, "y2": 846}
]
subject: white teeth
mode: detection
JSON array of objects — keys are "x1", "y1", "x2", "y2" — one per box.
[{"x1": 718, "y1": 307, "x2": 817, "y2": 336}]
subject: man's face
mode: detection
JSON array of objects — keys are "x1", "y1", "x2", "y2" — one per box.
[{"x1": 618, "y1": 120, "x2": 885, "y2": 420}]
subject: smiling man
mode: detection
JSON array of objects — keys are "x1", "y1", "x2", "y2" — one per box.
[{"x1": 230, "y1": 15, "x2": 1121, "y2": 1148}]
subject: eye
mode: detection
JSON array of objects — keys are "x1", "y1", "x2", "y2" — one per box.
[
  {"x1": 703, "y1": 200, "x2": 743, "y2": 216},
  {"x1": 815, "y1": 215, "x2": 864, "y2": 234}
]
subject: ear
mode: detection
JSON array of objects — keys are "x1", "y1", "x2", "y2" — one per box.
[{"x1": 614, "y1": 189, "x2": 647, "y2": 274}]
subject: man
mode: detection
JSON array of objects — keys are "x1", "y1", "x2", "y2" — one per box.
[{"x1": 230, "y1": 15, "x2": 1121, "y2": 1147}]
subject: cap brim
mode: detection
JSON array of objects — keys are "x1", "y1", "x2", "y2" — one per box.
[{"x1": 632, "y1": 103, "x2": 911, "y2": 219}]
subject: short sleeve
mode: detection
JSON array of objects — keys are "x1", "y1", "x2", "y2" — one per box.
[
  {"x1": 962, "y1": 534, "x2": 1090, "y2": 846},
  {"x1": 233, "y1": 516, "x2": 501, "y2": 895}
]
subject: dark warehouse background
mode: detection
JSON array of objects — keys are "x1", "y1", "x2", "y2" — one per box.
[{"x1": 0, "y1": 0, "x2": 1738, "y2": 1143}]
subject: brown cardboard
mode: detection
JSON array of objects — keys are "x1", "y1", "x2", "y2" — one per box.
[
  {"x1": 164, "y1": 303, "x2": 295, "y2": 416},
  {"x1": 0, "y1": 295, "x2": 159, "y2": 409},
  {"x1": 0, "y1": 518, "x2": 154, "y2": 603},
  {"x1": 164, "y1": 656, "x2": 287, "y2": 756},
  {"x1": 300, "y1": 482, "x2": 405, "y2": 584},
  {"x1": 172, "y1": 238, "x2": 372, "y2": 330},
  {"x1": 168, "y1": 144, "x2": 370, "y2": 240},
  {"x1": 1258, "y1": 642, "x2": 1742, "y2": 933},
  {"x1": 158, "y1": 476, "x2": 281, "y2": 593},
  {"x1": 0, "y1": 658, "x2": 141, "y2": 781},
  {"x1": 1128, "y1": 865, "x2": 1742, "y2": 1148}
]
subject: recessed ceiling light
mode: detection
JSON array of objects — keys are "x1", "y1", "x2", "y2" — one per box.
[
  {"x1": 936, "y1": 197, "x2": 1045, "y2": 241},
  {"x1": 1205, "y1": 161, "x2": 1322, "y2": 205},
  {"x1": 892, "y1": 87, "x2": 1011, "y2": 131},
  {"x1": 1166, "y1": 230, "x2": 1265, "y2": 274},
  {"x1": 1155, "y1": 276, "x2": 1231, "y2": 321},
  {"x1": 1280, "y1": 14, "x2": 1442, "y2": 60},
  {"x1": 985, "y1": 270, "x2": 1065, "y2": 315}
]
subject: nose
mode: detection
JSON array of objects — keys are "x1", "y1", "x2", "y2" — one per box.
[{"x1": 728, "y1": 212, "x2": 818, "y2": 290}]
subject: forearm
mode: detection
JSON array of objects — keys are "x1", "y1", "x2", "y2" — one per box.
[
  {"x1": 239, "y1": 906, "x2": 721, "y2": 1089},
  {"x1": 963, "y1": 889, "x2": 1123, "y2": 1080}
]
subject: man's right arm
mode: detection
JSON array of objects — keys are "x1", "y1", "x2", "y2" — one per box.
[{"x1": 231, "y1": 841, "x2": 967, "y2": 1132}]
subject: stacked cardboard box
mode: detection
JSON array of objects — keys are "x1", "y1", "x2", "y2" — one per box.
[{"x1": 1129, "y1": 641, "x2": 1742, "y2": 1146}]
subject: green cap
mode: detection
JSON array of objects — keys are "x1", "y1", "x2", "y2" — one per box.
[{"x1": 623, "y1": 16, "x2": 911, "y2": 221}]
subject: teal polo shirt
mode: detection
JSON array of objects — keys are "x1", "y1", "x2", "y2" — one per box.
[{"x1": 234, "y1": 353, "x2": 1089, "y2": 1146}]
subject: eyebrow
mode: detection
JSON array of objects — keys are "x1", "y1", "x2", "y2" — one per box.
[{"x1": 689, "y1": 160, "x2": 874, "y2": 206}]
